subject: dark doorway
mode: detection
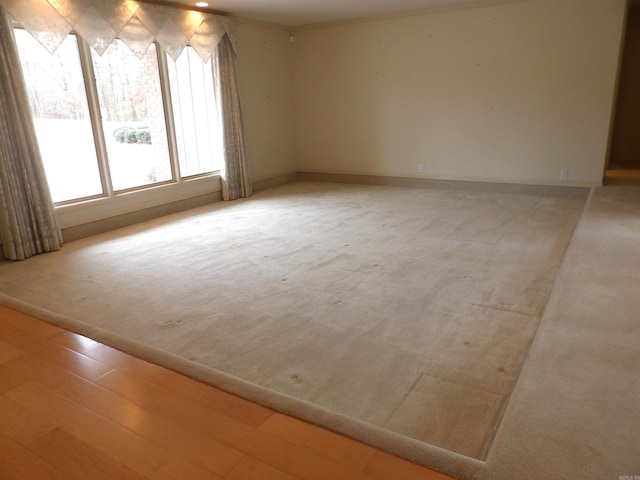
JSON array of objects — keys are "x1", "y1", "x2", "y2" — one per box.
[{"x1": 607, "y1": 1, "x2": 640, "y2": 185}]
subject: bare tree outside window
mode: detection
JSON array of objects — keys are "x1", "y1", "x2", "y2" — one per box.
[{"x1": 14, "y1": 30, "x2": 102, "y2": 203}]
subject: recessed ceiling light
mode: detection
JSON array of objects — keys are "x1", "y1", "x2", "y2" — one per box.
[{"x1": 195, "y1": 2, "x2": 208, "y2": 7}]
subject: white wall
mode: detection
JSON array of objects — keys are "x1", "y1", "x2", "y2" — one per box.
[
  {"x1": 235, "y1": 20, "x2": 297, "y2": 182},
  {"x1": 291, "y1": 0, "x2": 627, "y2": 187}
]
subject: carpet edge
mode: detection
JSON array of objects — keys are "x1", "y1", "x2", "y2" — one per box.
[{"x1": 0, "y1": 291, "x2": 484, "y2": 480}]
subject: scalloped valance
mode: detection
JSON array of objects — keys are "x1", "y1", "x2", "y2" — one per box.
[{"x1": 0, "y1": 0, "x2": 234, "y2": 61}]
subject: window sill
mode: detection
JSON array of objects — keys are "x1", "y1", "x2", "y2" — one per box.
[{"x1": 56, "y1": 174, "x2": 221, "y2": 229}]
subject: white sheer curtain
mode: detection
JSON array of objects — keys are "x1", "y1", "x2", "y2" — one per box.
[
  {"x1": 216, "y1": 34, "x2": 252, "y2": 201},
  {"x1": 0, "y1": 7, "x2": 63, "y2": 260}
]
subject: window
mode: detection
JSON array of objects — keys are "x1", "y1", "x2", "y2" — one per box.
[
  {"x1": 14, "y1": 30, "x2": 102, "y2": 203},
  {"x1": 13, "y1": 28, "x2": 223, "y2": 205},
  {"x1": 92, "y1": 40, "x2": 173, "y2": 191},
  {"x1": 167, "y1": 46, "x2": 223, "y2": 178}
]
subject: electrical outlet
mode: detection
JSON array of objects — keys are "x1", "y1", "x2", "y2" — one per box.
[
  {"x1": 418, "y1": 163, "x2": 425, "y2": 173},
  {"x1": 560, "y1": 169, "x2": 569, "y2": 180}
]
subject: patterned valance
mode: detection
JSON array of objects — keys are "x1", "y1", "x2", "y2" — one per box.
[{"x1": 0, "y1": 0, "x2": 234, "y2": 61}]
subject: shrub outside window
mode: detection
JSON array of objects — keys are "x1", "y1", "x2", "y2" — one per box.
[{"x1": 92, "y1": 40, "x2": 173, "y2": 192}]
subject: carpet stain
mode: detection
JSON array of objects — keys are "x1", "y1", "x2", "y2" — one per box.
[{"x1": 161, "y1": 318, "x2": 185, "y2": 326}]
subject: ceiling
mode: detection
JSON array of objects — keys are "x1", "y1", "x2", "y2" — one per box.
[{"x1": 164, "y1": 0, "x2": 498, "y2": 28}]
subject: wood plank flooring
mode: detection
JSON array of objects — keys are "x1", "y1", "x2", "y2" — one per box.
[{"x1": 0, "y1": 304, "x2": 454, "y2": 480}]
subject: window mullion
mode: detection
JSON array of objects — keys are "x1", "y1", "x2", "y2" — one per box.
[
  {"x1": 155, "y1": 44, "x2": 181, "y2": 183},
  {"x1": 76, "y1": 36, "x2": 114, "y2": 197}
]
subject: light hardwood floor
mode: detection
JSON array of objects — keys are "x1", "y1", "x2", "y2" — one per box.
[{"x1": 0, "y1": 304, "x2": 453, "y2": 480}]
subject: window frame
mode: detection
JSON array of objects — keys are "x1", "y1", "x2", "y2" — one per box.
[{"x1": 13, "y1": 25, "x2": 222, "y2": 228}]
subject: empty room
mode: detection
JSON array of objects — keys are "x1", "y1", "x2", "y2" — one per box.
[{"x1": 0, "y1": 0, "x2": 638, "y2": 479}]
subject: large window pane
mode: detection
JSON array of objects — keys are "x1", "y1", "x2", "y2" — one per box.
[
  {"x1": 167, "y1": 47, "x2": 222, "y2": 177},
  {"x1": 14, "y1": 30, "x2": 103, "y2": 203},
  {"x1": 92, "y1": 41, "x2": 172, "y2": 191}
]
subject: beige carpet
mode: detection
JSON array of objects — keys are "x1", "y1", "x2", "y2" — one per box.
[
  {"x1": 0, "y1": 181, "x2": 589, "y2": 478},
  {"x1": 478, "y1": 185, "x2": 640, "y2": 480}
]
